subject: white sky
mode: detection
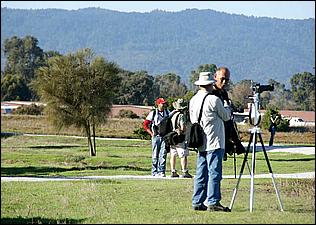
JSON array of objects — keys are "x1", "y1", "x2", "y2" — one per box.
[{"x1": 1, "y1": 1, "x2": 315, "y2": 19}]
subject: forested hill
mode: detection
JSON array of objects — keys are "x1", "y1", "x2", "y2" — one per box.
[{"x1": 1, "y1": 7, "x2": 315, "y2": 86}]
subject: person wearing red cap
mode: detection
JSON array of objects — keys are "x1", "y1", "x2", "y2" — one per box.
[{"x1": 144, "y1": 97, "x2": 170, "y2": 177}]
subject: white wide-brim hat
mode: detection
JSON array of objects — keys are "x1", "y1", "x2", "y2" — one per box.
[{"x1": 194, "y1": 72, "x2": 216, "y2": 86}]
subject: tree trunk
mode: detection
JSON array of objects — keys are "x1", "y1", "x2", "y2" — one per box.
[
  {"x1": 93, "y1": 122, "x2": 96, "y2": 156},
  {"x1": 86, "y1": 121, "x2": 96, "y2": 156}
]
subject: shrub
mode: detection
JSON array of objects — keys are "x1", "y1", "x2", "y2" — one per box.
[
  {"x1": 262, "y1": 107, "x2": 289, "y2": 132},
  {"x1": 13, "y1": 103, "x2": 44, "y2": 115},
  {"x1": 118, "y1": 109, "x2": 139, "y2": 119},
  {"x1": 276, "y1": 119, "x2": 290, "y2": 132},
  {"x1": 133, "y1": 127, "x2": 151, "y2": 140}
]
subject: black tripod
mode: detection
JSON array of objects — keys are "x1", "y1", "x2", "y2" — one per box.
[{"x1": 229, "y1": 89, "x2": 284, "y2": 212}]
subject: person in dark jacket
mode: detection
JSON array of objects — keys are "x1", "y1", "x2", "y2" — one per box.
[
  {"x1": 269, "y1": 110, "x2": 280, "y2": 146},
  {"x1": 211, "y1": 67, "x2": 245, "y2": 160}
]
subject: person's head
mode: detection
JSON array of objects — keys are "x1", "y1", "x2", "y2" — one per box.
[
  {"x1": 194, "y1": 72, "x2": 216, "y2": 91},
  {"x1": 156, "y1": 97, "x2": 167, "y2": 111},
  {"x1": 172, "y1": 98, "x2": 187, "y2": 111},
  {"x1": 213, "y1": 67, "x2": 230, "y2": 90}
]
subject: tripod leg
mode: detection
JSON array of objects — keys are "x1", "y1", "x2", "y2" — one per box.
[
  {"x1": 233, "y1": 152, "x2": 236, "y2": 179},
  {"x1": 229, "y1": 133, "x2": 253, "y2": 211},
  {"x1": 245, "y1": 134, "x2": 253, "y2": 175},
  {"x1": 250, "y1": 132, "x2": 257, "y2": 212},
  {"x1": 258, "y1": 134, "x2": 284, "y2": 212}
]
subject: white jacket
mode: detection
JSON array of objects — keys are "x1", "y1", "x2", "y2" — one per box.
[{"x1": 189, "y1": 89, "x2": 231, "y2": 151}]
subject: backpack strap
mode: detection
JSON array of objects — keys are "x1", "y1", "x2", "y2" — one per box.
[
  {"x1": 197, "y1": 93, "x2": 211, "y2": 123},
  {"x1": 151, "y1": 109, "x2": 156, "y2": 122},
  {"x1": 172, "y1": 111, "x2": 181, "y2": 130},
  {"x1": 152, "y1": 108, "x2": 169, "y2": 120},
  {"x1": 152, "y1": 108, "x2": 170, "y2": 125}
]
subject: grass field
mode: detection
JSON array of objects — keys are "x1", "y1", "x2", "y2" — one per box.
[
  {"x1": 1, "y1": 134, "x2": 315, "y2": 224},
  {"x1": 1, "y1": 179, "x2": 314, "y2": 224}
]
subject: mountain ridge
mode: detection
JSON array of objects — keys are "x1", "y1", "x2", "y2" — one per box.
[{"x1": 1, "y1": 7, "x2": 315, "y2": 87}]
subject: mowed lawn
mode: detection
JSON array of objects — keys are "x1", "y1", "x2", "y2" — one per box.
[{"x1": 1, "y1": 134, "x2": 315, "y2": 224}]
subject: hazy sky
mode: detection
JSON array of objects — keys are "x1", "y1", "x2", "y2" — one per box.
[{"x1": 1, "y1": 1, "x2": 315, "y2": 19}]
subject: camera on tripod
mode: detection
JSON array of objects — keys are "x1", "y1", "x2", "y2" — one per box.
[
  {"x1": 248, "y1": 81, "x2": 274, "y2": 127},
  {"x1": 229, "y1": 80, "x2": 284, "y2": 213},
  {"x1": 251, "y1": 82, "x2": 274, "y2": 94}
]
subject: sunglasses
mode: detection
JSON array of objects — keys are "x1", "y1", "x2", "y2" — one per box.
[{"x1": 219, "y1": 77, "x2": 230, "y2": 82}]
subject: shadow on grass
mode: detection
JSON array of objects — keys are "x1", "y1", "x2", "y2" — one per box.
[
  {"x1": 30, "y1": 145, "x2": 85, "y2": 149},
  {"x1": 1, "y1": 132, "x2": 22, "y2": 139},
  {"x1": 254, "y1": 157, "x2": 315, "y2": 162},
  {"x1": 269, "y1": 157, "x2": 315, "y2": 162},
  {"x1": 1, "y1": 165, "x2": 150, "y2": 176},
  {"x1": 289, "y1": 208, "x2": 315, "y2": 214},
  {"x1": 1, "y1": 216, "x2": 85, "y2": 224}
]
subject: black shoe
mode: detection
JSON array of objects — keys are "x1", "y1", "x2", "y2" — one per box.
[
  {"x1": 208, "y1": 203, "x2": 231, "y2": 212},
  {"x1": 181, "y1": 171, "x2": 193, "y2": 178},
  {"x1": 223, "y1": 153, "x2": 227, "y2": 161},
  {"x1": 192, "y1": 204, "x2": 208, "y2": 211},
  {"x1": 171, "y1": 171, "x2": 179, "y2": 178}
]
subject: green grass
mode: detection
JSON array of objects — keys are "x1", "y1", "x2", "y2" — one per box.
[
  {"x1": 1, "y1": 179, "x2": 315, "y2": 224},
  {"x1": 1, "y1": 135, "x2": 314, "y2": 177},
  {"x1": 1, "y1": 135, "x2": 315, "y2": 223}
]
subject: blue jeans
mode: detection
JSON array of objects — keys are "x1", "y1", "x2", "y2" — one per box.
[
  {"x1": 192, "y1": 149, "x2": 224, "y2": 206},
  {"x1": 151, "y1": 135, "x2": 167, "y2": 175}
]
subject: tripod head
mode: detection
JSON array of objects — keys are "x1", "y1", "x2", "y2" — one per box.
[{"x1": 247, "y1": 81, "x2": 274, "y2": 127}]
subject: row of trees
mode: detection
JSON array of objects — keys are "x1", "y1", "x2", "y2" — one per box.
[
  {"x1": 1, "y1": 35, "x2": 315, "y2": 156},
  {"x1": 2, "y1": 36, "x2": 315, "y2": 111}
]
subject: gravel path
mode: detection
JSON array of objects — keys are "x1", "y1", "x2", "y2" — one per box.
[{"x1": 1, "y1": 171, "x2": 315, "y2": 182}]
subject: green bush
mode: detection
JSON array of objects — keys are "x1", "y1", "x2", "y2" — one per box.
[
  {"x1": 13, "y1": 103, "x2": 44, "y2": 115},
  {"x1": 276, "y1": 118, "x2": 290, "y2": 132},
  {"x1": 262, "y1": 107, "x2": 289, "y2": 132},
  {"x1": 118, "y1": 109, "x2": 139, "y2": 119},
  {"x1": 133, "y1": 127, "x2": 151, "y2": 140}
]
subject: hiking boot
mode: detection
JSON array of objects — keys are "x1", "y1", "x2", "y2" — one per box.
[
  {"x1": 171, "y1": 171, "x2": 179, "y2": 178},
  {"x1": 181, "y1": 171, "x2": 193, "y2": 178},
  {"x1": 192, "y1": 204, "x2": 208, "y2": 211},
  {"x1": 208, "y1": 203, "x2": 231, "y2": 212}
]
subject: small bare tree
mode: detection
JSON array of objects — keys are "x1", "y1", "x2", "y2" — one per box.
[{"x1": 33, "y1": 48, "x2": 121, "y2": 156}]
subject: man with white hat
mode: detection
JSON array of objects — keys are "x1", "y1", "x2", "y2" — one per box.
[{"x1": 190, "y1": 72, "x2": 232, "y2": 212}]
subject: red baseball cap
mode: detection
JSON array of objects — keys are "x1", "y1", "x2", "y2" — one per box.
[{"x1": 156, "y1": 98, "x2": 166, "y2": 105}]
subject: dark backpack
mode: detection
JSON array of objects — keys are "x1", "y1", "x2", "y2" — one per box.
[
  {"x1": 187, "y1": 93, "x2": 210, "y2": 149},
  {"x1": 152, "y1": 109, "x2": 172, "y2": 136},
  {"x1": 163, "y1": 112, "x2": 185, "y2": 147}
]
